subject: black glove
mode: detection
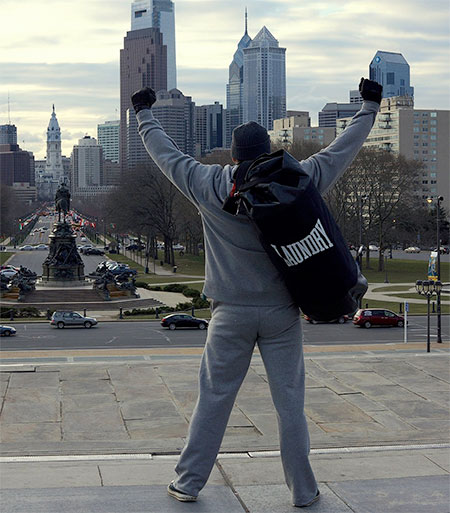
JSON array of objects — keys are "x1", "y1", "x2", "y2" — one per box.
[
  {"x1": 131, "y1": 87, "x2": 157, "y2": 114},
  {"x1": 359, "y1": 78, "x2": 383, "y2": 104}
]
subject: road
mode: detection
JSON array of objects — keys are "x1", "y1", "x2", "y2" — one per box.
[
  {"x1": 5, "y1": 215, "x2": 105, "y2": 275},
  {"x1": 1, "y1": 316, "x2": 448, "y2": 352}
]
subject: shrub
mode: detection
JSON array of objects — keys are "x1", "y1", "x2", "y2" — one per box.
[
  {"x1": 182, "y1": 288, "x2": 200, "y2": 298},
  {"x1": 162, "y1": 283, "x2": 188, "y2": 293}
]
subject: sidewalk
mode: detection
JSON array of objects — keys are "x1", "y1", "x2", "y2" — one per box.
[{"x1": 1, "y1": 348, "x2": 449, "y2": 511}]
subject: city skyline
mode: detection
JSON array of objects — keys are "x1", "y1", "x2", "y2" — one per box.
[{"x1": 1, "y1": 0, "x2": 449, "y2": 159}]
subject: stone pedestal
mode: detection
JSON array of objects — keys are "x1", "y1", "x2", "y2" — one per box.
[{"x1": 42, "y1": 221, "x2": 85, "y2": 282}]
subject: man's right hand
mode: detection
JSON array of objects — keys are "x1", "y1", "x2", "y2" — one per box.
[
  {"x1": 131, "y1": 87, "x2": 157, "y2": 114},
  {"x1": 359, "y1": 78, "x2": 383, "y2": 104}
]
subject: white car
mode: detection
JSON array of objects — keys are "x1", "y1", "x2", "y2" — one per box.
[
  {"x1": 404, "y1": 246, "x2": 421, "y2": 253},
  {"x1": 368, "y1": 245, "x2": 379, "y2": 251},
  {"x1": 34, "y1": 244, "x2": 49, "y2": 250},
  {"x1": 0, "y1": 269, "x2": 18, "y2": 279},
  {"x1": 172, "y1": 244, "x2": 185, "y2": 251},
  {"x1": 19, "y1": 245, "x2": 34, "y2": 251}
]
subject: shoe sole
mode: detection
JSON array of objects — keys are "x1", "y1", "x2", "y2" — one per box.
[
  {"x1": 167, "y1": 484, "x2": 197, "y2": 502},
  {"x1": 294, "y1": 491, "x2": 320, "y2": 508}
]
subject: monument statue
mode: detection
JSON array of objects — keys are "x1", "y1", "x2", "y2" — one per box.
[{"x1": 55, "y1": 182, "x2": 70, "y2": 221}]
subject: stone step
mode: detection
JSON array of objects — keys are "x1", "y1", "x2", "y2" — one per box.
[{"x1": 26, "y1": 289, "x2": 101, "y2": 303}]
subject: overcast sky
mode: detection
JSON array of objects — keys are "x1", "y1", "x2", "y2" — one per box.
[{"x1": 1, "y1": 0, "x2": 449, "y2": 159}]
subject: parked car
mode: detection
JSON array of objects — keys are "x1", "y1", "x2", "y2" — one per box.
[
  {"x1": 0, "y1": 325, "x2": 17, "y2": 336},
  {"x1": 0, "y1": 269, "x2": 18, "y2": 279},
  {"x1": 404, "y1": 246, "x2": 421, "y2": 253},
  {"x1": 78, "y1": 245, "x2": 94, "y2": 253},
  {"x1": 109, "y1": 264, "x2": 137, "y2": 276},
  {"x1": 0, "y1": 245, "x2": 6, "y2": 251},
  {"x1": 161, "y1": 313, "x2": 208, "y2": 330},
  {"x1": 353, "y1": 309, "x2": 404, "y2": 328},
  {"x1": 368, "y1": 245, "x2": 379, "y2": 251},
  {"x1": 83, "y1": 248, "x2": 105, "y2": 256},
  {"x1": 80, "y1": 237, "x2": 87, "y2": 242},
  {"x1": 303, "y1": 314, "x2": 349, "y2": 325},
  {"x1": 50, "y1": 311, "x2": 98, "y2": 329},
  {"x1": 126, "y1": 243, "x2": 145, "y2": 251},
  {"x1": 19, "y1": 245, "x2": 34, "y2": 251},
  {"x1": 431, "y1": 247, "x2": 449, "y2": 255},
  {"x1": 33, "y1": 244, "x2": 49, "y2": 250},
  {"x1": 172, "y1": 244, "x2": 185, "y2": 251}
]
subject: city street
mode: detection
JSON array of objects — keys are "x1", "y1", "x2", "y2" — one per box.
[{"x1": 1, "y1": 316, "x2": 448, "y2": 351}]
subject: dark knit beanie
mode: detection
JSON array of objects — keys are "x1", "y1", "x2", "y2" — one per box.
[{"x1": 231, "y1": 121, "x2": 270, "y2": 161}]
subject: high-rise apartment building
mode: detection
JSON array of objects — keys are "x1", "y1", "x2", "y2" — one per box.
[
  {"x1": 195, "y1": 102, "x2": 225, "y2": 156},
  {"x1": 0, "y1": 124, "x2": 17, "y2": 145},
  {"x1": 131, "y1": 0, "x2": 177, "y2": 90},
  {"x1": 97, "y1": 120, "x2": 120, "y2": 163},
  {"x1": 71, "y1": 136, "x2": 104, "y2": 195},
  {"x1": 226, "y1": 9, "x2": 252, "y2": 147},
  {"x1": 120, "y1": 27, "x2": 167, "y2": 172},
  {"x1": 152, "y1": 89, "x2": 195, "y2": 156},
  {"x1": 243, "y1": 26, "x2": 286, "y2": 131},
  {"x1": 337, "y1": 97, "x2": 449, "y2": 211},
  {"x1": 369, "y1": 51, "x2": 414, "y2": 99}
]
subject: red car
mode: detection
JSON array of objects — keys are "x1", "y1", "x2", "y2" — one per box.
[{"x1": 353, "y1": 309, "x2": 404, "y2": 328}]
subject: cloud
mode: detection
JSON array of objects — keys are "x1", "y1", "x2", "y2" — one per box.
[{"x1": 0, "y1": 0, "x2": 449, "y2": 158}]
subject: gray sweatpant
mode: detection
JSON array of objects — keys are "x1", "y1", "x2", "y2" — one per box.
[{"x1": 173, "y1": 302, "x2": 318, "y2": 506}]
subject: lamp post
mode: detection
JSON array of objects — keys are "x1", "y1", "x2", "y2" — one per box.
[
  {"x1": 358, "y1": 195, "x2": 368, "y2": 269},
  {"x1": 426, "y1": 195, "x2": 444, "y2": 343},
  {"x1": 415, "y1": 280, "x2": 442, "y2": 353}
]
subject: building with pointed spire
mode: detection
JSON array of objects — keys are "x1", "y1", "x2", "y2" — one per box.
[
  {"x1": 45, "y1": 105, "x2": 63, "y2": 184},
  {"x1": 131, "y1": 0, "x2": 177, "y2": 90},
  {"x1": 243, "y1": 26, "x2": 286, "y2": 130},
  {"x1": 225, "y1": 8, "x2": 252, "y2": 147}
]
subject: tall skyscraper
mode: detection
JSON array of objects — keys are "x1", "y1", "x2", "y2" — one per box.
[
  {"x1": 0, "y1": 124, "x2": 17, "y2": 145},
  {"x1": 226, "y1": 9, "x2": 252, "y2": 147},
  {"x1": 369, "y1": 51, "x2": 414, "y2": 99},
  {"x1": 131, "y1": 0, "x2": 177, "y2": 90},
  {"x1": 120, "y1": 27, "x2": 167, "y2": 172},
  {"x1": 97, "y1": 120, "x2": 120, "y2": 163},
  {"x1": 152, "y1": 89, "x2": 195, "y2": 156},
  {"x1": 195, "y1": 102, "x2": 225, "y2": 156},
  {"x1": 243, "y1": 26, "x2": 286, "y2": 131}
]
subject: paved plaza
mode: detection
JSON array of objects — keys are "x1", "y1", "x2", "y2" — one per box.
[{"x1": 1, "y1": 348, "x2": 449, "y2": 512}]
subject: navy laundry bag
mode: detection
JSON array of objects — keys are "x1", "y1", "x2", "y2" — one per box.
[{"x1": 223, "y1": 149, "x2": 367, "y2": 321}]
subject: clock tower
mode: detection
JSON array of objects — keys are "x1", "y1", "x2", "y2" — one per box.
[{"x1": 45, "y1": 105, "x2": 63, "y2": 185}]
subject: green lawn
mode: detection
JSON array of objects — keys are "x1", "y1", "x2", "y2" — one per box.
[
  {"x1": 0, "y1": 252, "x2": 13, "y2": 265},
  {"x1": 361, "y1": 258, "x2": 449, "y2": 283}
]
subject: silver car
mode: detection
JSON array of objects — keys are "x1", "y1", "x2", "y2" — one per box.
[{"x1": 50, "y1": 311, "x2": 98, "y2": 329}]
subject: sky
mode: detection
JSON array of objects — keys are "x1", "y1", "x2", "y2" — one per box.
[{"x1": 1, "y1": 0, "x2": 449, "y2": 160}]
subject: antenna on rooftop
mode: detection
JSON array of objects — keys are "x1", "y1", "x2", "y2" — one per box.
[{"x1": 245, "y1": 7, "x2": 248, "y2": 34}]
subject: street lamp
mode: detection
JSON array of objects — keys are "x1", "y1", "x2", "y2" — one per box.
[
  {"x1": 358, "y1": 194, "x2": 369, "y2": 269},
  {"x1": 426, "y1": 195, "x2": 444, "y2": 343},
  {"x1": 415, "y1": 280, "x2": 442, "y2": 353}
]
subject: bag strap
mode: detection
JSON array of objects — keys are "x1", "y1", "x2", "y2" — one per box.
[{"x1": 222, "y1": 160, "x2": 253, "y2": 215}]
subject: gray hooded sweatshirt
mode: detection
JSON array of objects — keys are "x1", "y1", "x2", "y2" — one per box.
[{"x1": 137, "y1": 100, "x2": 379, "y2": 306}]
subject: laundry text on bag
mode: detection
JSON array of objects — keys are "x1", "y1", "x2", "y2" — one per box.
[{"x1": 271, "y1": 219, "x2": 334, "y2": 267}]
